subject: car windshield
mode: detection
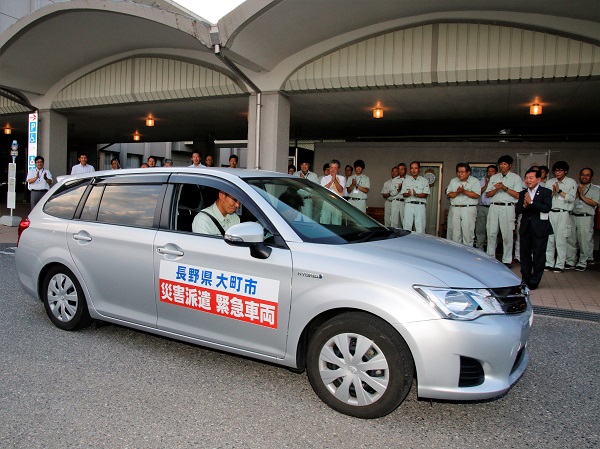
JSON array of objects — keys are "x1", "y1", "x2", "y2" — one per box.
[{"x1": 246, "y1": 177, "x2": 396, "y2": 244}]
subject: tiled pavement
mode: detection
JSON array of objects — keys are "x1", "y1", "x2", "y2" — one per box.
[{"x1": 2, "y1": 202, "x2": 599, "y2": 314}]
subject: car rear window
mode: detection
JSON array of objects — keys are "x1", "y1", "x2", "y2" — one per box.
[
  {"x1": 43, "y1": 179, "x2": 89, "y2": 219},
  {"x1": 81, "y1": 184, "x2": 163, "y2": 228}
]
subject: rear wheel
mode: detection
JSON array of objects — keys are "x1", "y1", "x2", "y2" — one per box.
[
  {"x1": 42, "y1": 266, "x2": 92, "y2": 331},
  {"x1": 306, "y1": 312, "x2": 414, "y2": 418}
]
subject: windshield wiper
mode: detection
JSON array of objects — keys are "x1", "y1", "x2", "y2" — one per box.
[{"x1": 353, "y1": 228, "x2": 394, "y2": 243}]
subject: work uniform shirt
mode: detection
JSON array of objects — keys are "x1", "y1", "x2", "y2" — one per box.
[
  {"x1": 295, "y1": 170, "x2": 319, "y2": 184},
  {"x1": 346, "y1": 174, "x2": 370, "y2": 200},
  {"x1": 573, "y1": 184, "x2": 600, "y2": 216},
  {"x1": 484, "y1": 171, "x2": 521, "y2": 204},
  {"x1": 546, "y1": 177, "x2": 577, "y2": 211},
  {"x1": 71, "y1": 164, "x2": 95, "y2": 175},
  {"x1": 192, "y1": 202, "x2": 240, "y2": 235},
  {"x1": 26, "y1": 167, "x2": 53, "y2": 191},
  {"x1": 400, "y1": 175, "x2": 430, "y2": 203},
  {"x1": 446, "y1": 176, "x2": 480, "y2": 206}
]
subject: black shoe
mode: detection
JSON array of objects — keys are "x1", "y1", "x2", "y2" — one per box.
[
  {"x1": 552, "y1": 267, "x2": 563, "y2": 273},
  {"x1": 528, "y1": 284, "x2": 538, "y2": 291},
  {"x1": 504, "y1": 263, "x2": 512, "y2": 268},
  {"x1": 575, "y1": 265, "x2": 586, "y2": 272},
  {"x1": 544, "y1": 266, "x2": 552, "y2": 271},
  {"x1": 564, "y1": 264, "x2": 574, "y2": 270},
  {"x1": 514, "y1": 259, "x2": 520, "y2": 264}
]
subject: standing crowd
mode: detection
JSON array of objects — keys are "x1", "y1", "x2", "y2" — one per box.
[{"x1": 27, "y1": 150, "x2": 598, "y2": 289}]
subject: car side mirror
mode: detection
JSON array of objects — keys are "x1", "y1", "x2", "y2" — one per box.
[{"x1": 224, "y1": 222, "x2": 272, "y2": 259}]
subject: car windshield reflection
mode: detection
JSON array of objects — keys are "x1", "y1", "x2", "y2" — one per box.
[{"x1": 245, "y1": 177, "x2": 395, "y2": 244}]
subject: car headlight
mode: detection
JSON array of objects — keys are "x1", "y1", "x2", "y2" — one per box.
[{"x1": 414, "y1": 286, "x2": 505, "y2": 320}]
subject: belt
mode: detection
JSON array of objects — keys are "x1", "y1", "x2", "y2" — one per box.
[
  {"x1": 451, "y1": 204, "x2": 476, "y2": 207},
  {"x1": 492, "y1": 202, "x2": 514, "y2": 206},
  {"x1": 570, "y1": 213, "x2": 592, "y2": 217},
  {"x1": 550, "y1": 209, "x2": 569, "y2": 213},
  {"x1": 300, "y1": 196, "x2": 311, "y2": 200},
  {"x1": 348, "y1": 197, "x2": 363, "y2": 201},
  {"x1": 479, "y1": 205, "x2": 490, "y2": 208},
  {"x1": 31, "y1": 189, "x2": 47, "y2": 192},
  {"x1": 407, "y1": 201, "x2": 425, "y2": 205},
  {"x1": 393, "y1": 198, "x2": 405, "y2": 201}
]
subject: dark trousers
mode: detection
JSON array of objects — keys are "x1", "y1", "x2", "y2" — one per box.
[
  {"x1": 30, "y1": 190, "x2": 47, "y2": 210},
  {"x1": 519, "y1": 231, "x2": 549, "y2": 288}
]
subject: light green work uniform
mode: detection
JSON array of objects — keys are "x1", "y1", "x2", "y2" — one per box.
[
  {"x1": 566, "y1": 183, "x2": 599, "y2": 269},
  {"x1": 401, "y1": 175, "x2": 430, "y2": 233},
  {"x1": 545, "y1": 176, "x2": 577, "y2": 270},
  {"x1": 446, "y1": 175, "x2": 480, "y2": 246},
  {"x1": 485, "y1": 171, "x2": 521, "y2": 263},
  {"x1": 389, "y1": 176, "x2": 405, "y2": 228},
  {"x1": 346, "y1": 174, "x2": 370, "y2": 213}
]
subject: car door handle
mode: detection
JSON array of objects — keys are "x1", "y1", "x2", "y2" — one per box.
[
  {"x1": 72, "y1": 233, "x2": 92, "y2": 242},
  {"x1": 157, "y1": 247, "x2": 184, "y2": 256}
]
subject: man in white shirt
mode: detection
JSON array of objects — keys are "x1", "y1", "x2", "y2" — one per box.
[
  {"x1": 545, "y1": 161, "x2": 578, "y2": 272},
  {"x1": 346, "y1": 159, "x2": 370, "y2": 213},
  {"x1": 189, "y1": 151, "x2": 205, "y2": 168},
  {"x1": 26, "y1": 156, "x2": 53, "y2": 209},
  {"x1": 320, "y1": 159, "x2": 346, "y2": 224},
  {"x1": 192, "y1": 190, "x2": 240, "y2": 235},
  {"x1": 71, "y1": 152, "x2": 95, "y2": 175},
  {"x1": 485, "y1": 155, "x2": 521, "y2": 266},
  {"x1": 446, "y1": 163, "x2": 480, "y2": 246},
  {"x1": 401, "y1": 161, "x2": 430, "y2": 233}
]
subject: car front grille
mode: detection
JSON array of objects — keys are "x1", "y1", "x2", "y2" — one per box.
[
  {"x1": 489, "y1": 284, "x2": 529, "y2": 314},
  {"x1": 459, "y1": 356, "x2": 485, "y2": 387}
]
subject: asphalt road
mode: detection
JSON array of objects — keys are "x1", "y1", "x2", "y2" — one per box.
[{"x1": 0, "y1": 245, "x2": 598, "y2": 449}]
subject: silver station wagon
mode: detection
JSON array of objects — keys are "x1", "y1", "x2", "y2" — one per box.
[{"x1": 16, "y1": 167, "x2": 532, "y2": 418}]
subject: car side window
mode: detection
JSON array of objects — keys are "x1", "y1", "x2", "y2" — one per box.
[
  {"x1": 80, "y1": 183, "x2": 163, "y2": 228},
  {"x1": 43, "y1": 179, "x2": 89, "y2": 219},
  {"x1": 173, "y1": 182, "x2": 262, "y2": 237}
]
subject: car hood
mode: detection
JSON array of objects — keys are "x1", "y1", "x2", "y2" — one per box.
[{"x1": 345, "y1": 232, "x2": 521, "y2": 288}]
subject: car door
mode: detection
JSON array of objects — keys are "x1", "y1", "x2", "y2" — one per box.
[
  {"x1": 154, "y1": 175, "x2": 293, "y2": 358},
  {"x1": 66, "y1": 174, "x2": 168, "y2": 327}
]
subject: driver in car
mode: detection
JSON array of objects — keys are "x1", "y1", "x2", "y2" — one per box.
[{"x1": 192, "y1": 190, "x2": 241, "y2": 235}]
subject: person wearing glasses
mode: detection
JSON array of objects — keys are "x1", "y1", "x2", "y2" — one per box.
[
  {"x1": 192, "y1": 190, "x2": 240, "y2": 235},
  {"x1": 545, "y1": 161, "x2": 577, "y2": 272}
]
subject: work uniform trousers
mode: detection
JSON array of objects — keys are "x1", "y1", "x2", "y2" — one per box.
[
  {"x1": 486, "y1": 204, "x2": 516, "y2": 264},
  {"x1": 390, "y1": 199, "x2": 405, "y2": 228},
  {"x1": 545, "y1": 211, "x2": 572, "y2": 270},
  {"x1": 475, "y1": 205, "x2": 490, "y2": 249},
  {"x1": 514, "y1": 215, "x2": 522, "y2": 259},
  {"x1": 566, "y1": 215, "x2": 594, "y2": 268},
  {"x1": 403, "y1": 202, "x2": 426, "y2": 233},
  {"x1": 320, "y1": 202, "x2": 342, "y2": 225},
  {"x1": 349, "y1": 198, "x2": 367, "y2": 213},
  {"x1": 383, "y1": 200, "x2": 391, "y2": 227},
  {"x1": 451, "y1": 205, "x2": 477, "y2": 246},
  {"x1": 300, "y1": 198, "x2": 313, "y2": 221}
]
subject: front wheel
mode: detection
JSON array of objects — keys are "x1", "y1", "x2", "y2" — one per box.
[
  {"x1": 306, "y1": 312, "x2": 414, "y2": 418},
  {"x1": 42, "y1": 266, "x2": 92, "y2": 331}
]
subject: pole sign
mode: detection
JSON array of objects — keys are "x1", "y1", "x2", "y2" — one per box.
[{"x1": 28, "y1": 112, "x2": 38, "y2": 172}]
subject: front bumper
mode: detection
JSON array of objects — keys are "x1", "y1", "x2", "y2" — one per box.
[{"x1": 398, "y1": 308, "x2": 532, "y2": 400}]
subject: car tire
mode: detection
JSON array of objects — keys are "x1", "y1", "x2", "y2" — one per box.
[
  {"x1": 306, "y1": 312, "x2": 414, "y2": 418},
  {"x1": 42, "y1": 266, "x2": 92, "y2": 331}
]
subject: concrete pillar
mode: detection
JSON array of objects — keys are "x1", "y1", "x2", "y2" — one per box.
[
  {"x1": 247, "y1": 92, "x2": 290, "y2": 172},
  {"x1": 38, "y1": 109, "x2": 68, "y2": 177}
]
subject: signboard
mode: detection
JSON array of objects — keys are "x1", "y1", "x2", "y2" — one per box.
[
  {"x1": 7, "y1": 163, "x2": 16, "y2": 209},
  {"x1": 28, "y1": 112, "x2": 38, "y2": 172}
]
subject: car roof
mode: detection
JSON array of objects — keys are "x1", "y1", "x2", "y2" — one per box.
[{"x1": 57, "y1": 167, "x2": 293, "y2": 184}]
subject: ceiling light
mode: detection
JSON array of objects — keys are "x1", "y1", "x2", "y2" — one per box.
[
  {"x1": 373, "y1": 104, "x2": 383, "y2": 119},
  {"x1": 530, "y1": 103, "x2": 542, "y2": 115},
  {"x1": 4, "y1": 125, "x2": 11, "y2": 135},
  {"x1": 133, "y1": 130, "x2": 140, "y2": 141},
  {"x1": 146, "y1": 115, "x2": 155, "y2": 127}
]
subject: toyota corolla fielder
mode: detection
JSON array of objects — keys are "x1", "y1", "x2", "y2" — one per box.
[{"x1": 16, "y1": 167, "x2": 532, "y2": 418}]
